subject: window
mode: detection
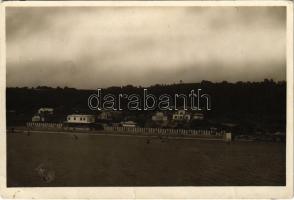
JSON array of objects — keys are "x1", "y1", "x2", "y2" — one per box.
[
  {"x1": 80, "y1": 117, "x2": 82, "y2": 121},
  {"x1": 67, "y1": 117, "x2": 70, "y2": 120},
  {"x1": 74, "y1": 117, "x2": 76, "y2": 120}
]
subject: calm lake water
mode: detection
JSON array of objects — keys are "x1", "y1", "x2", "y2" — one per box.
[{"x1": 7, "y1": 131, "x2": 285, "y2": 186}]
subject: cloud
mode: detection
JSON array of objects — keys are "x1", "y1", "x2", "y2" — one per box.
[{"x1": 6, "y1": 6, "x2": 286, "y2": 89}]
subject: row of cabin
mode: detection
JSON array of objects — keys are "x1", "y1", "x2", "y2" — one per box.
[
  {"x1": 31, "y1": 108, "x2": 136, "y2": 127},
  {"x1": 31, "y1": 108, "x2": 203, "y2": 128}
]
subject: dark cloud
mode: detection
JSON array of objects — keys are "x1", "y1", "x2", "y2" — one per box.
[{"x1": 6, "y1": 6, "x2": 286, "y2": 89}]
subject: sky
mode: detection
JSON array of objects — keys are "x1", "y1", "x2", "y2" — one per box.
[{"x1": 6, "y1": 6, "x2": 286, "y2": 89}]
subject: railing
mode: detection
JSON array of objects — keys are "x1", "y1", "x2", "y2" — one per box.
[
  {"x1": 104, "y1": 126, "x2": 226, "y2": 138},
  {"x1": 25, "y1": 122, "x2": 232, "y2": 141},
  {"x1": 26, "y1": 122, "x2": 63, "y2": 129}
]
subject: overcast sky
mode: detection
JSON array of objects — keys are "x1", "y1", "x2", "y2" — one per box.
[{"x1": 6, "y1": 6, "x2": 286, "y2": 89}]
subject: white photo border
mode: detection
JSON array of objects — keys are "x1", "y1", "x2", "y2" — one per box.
[{"x1": 0, "y1": 1, "x2": 293, "y2": 199}]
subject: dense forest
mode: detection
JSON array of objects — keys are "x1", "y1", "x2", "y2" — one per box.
[{"x1": 6, "y1": 79, "x2": 286, "y2": 133}]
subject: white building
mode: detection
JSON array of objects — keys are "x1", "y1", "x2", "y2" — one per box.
[
  {"x1": 192, "y1": 112, "x2": 204, "y2": 120},
  {"x1": 38, "y1": 107, "x2": 54, "y2": 115},
  {"x1": 66, "y1": 114, "x2": 95, "y2": 124},
  {"x1": 32, "y1": 107, "x2": 54, "y2": 122},
  {"x1": 32, "y1": 115, "x2": 41, "y2": 122},
  {"x1": 121, "y1": 121, "x2": 137, "y2": 127},
  {"x1": 172, "y1": 110, "x2": 191, "y2": 121},
  {"x1": 224, "y1": 132, "x2": 232, "y2": 142},
  {"x1": 152, "y1": 112, "x2": 168, "y2": 121}
]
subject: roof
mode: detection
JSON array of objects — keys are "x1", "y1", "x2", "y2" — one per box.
[
  {"x1": 67, "y1": 114, "x2": 95, "y2": 117},
  {"x1": 39, "y1": 107, "x2": 54, "y2": 110},
  {"x1": 122, "y1": 121, "x2": 136, "y2": 125}
]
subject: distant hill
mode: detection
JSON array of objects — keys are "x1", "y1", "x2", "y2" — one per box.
[{"x1": 6, "y1": 79, "x2": 286, "y2": 131}]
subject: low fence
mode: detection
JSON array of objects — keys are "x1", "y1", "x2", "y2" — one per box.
[
  {"x1": 25, "y1": 122, "x2": 232, "y2": 141},
  {"x1": 104, "y1": 126, "x2": 230, "y2": 140},
  {"x1": 26, "y1": 122, "x2": 92, "y2": 131},
  {"x1": 26, "y1": 122, "x2": 63, "y2": 129}
]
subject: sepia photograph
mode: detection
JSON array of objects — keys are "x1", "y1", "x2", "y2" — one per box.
[{"x1": 1, "y1": 1, "x2": 293, "y2": 199}]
